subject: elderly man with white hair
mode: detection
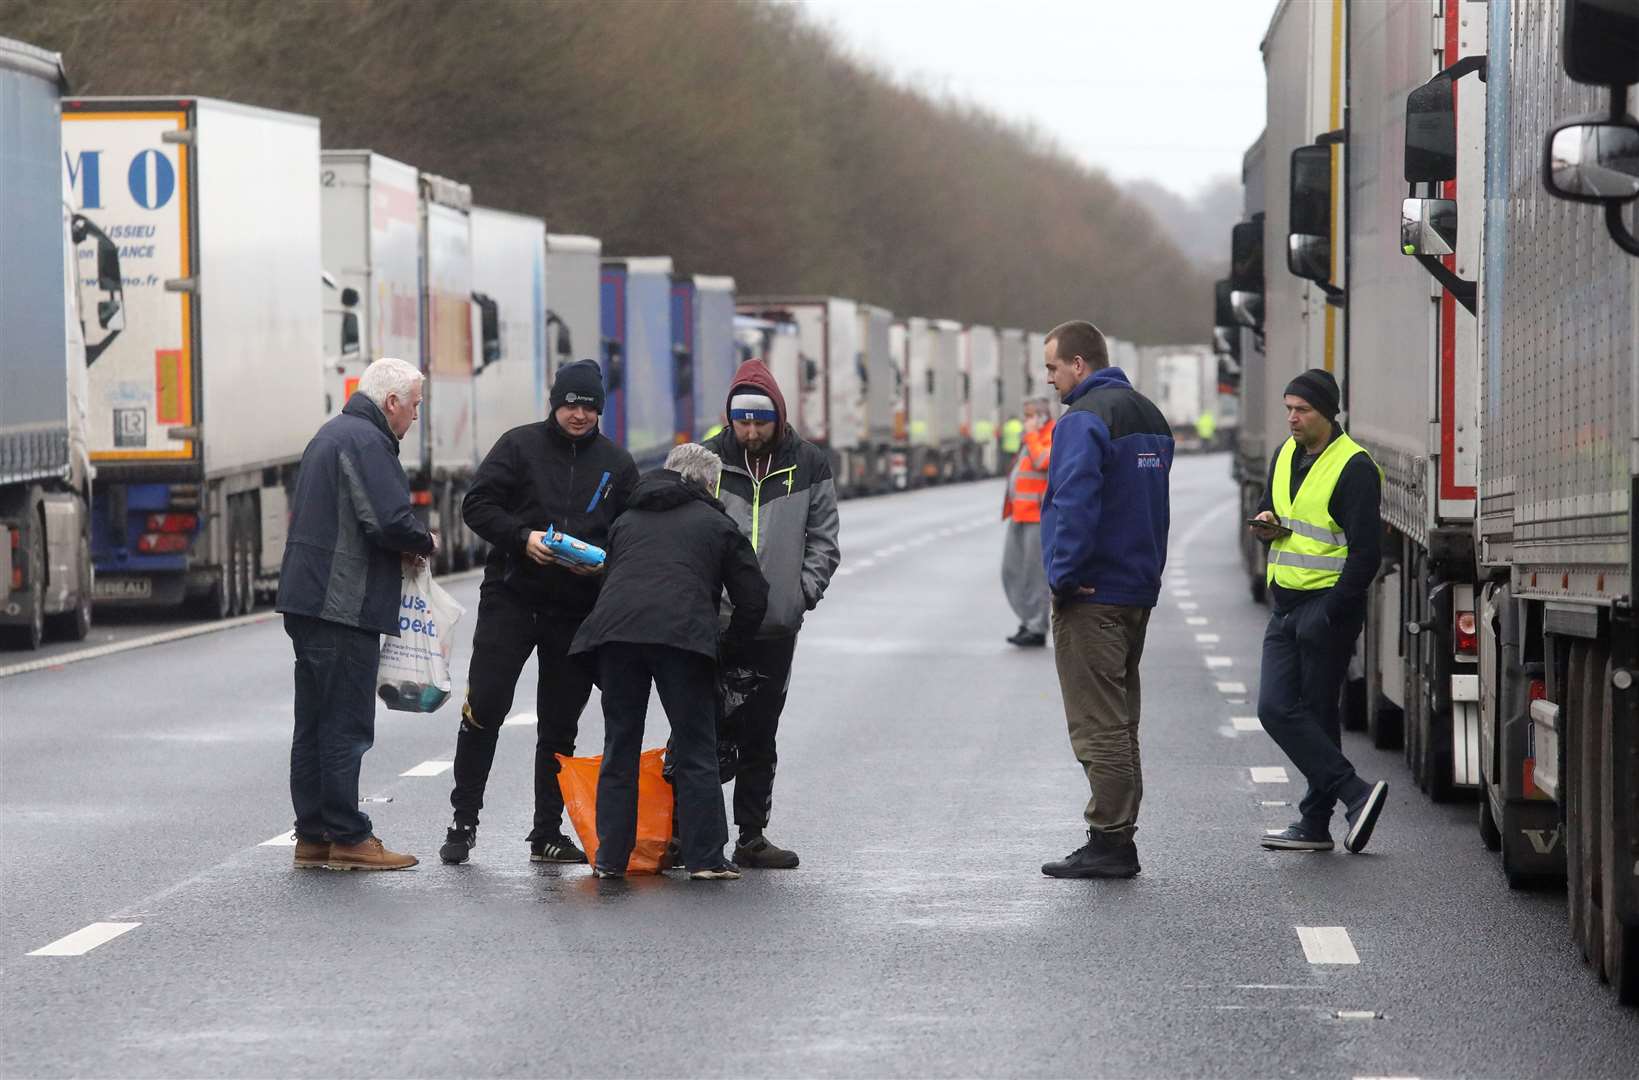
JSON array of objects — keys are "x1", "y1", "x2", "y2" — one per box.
[
  {"x1": 570, "y1": 444, "x2": 769, "y2": 880},
  {"x1": 276, "y1": 356, "x2": 437, "y2": 871}
]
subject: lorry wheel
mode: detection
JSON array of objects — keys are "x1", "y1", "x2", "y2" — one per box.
[
  {"x1": 1369, "y1": 696, "x2": 1404, "y2": 751},
  {"x1": 1600, "y1": 648, "x2": 1638, "y2": 1003},
  {"x1": 45, "y1": 542, "x2": 92, "y2": 641},
  {"x1": 1424, "y1": 701, "x2": 1455, "y2": 804},
  {"x1": 1581, "y1": 643, "x2": 1610, "y2": 975},
  {"x1": 1478, "y1": 794, "x2": 1502, "y2": 852},
  {"x1": 3, "y1": 514, "x2": 46, "y2": 650},
  {"x1": 1565, "y1": 640, "x2": 1589, "y2": 959}
]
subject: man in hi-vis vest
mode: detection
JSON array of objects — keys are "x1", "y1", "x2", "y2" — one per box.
[
  {"x1": 1000, "y1": 397, "x2": 1055, "y2": 647},
  {"x1": 1249, "y1": 369, "x2": 1389, "y2": 855}
]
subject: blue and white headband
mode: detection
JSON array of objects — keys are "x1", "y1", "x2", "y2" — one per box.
[{"x1": 729, "y1": 393, "x2": 777, "y2": 422}]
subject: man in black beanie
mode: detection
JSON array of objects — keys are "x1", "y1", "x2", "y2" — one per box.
[
  {"x1": 1248, "y1": 368, "x2": 1389, "y2": 856},
  {"x1": 437, "y1": 359, "x2": 639, "y2": 865}
]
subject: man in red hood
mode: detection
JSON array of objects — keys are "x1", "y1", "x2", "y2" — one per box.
[{"x1": 701, "y1": 359, "x2": 842, "y2": 868}]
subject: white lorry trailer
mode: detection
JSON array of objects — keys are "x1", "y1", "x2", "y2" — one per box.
[
  {"x1": 418, "y1": 173, "x2": 480, "y2": 571},
  {"x1": 470, "y1": 205, "x2": 548, "y2": 458},
  {"x1": 61, "y1": 95, "x2": 325, "y2": 618},
  {"x1": 672, "y1": 274, "x2": 737, "y2": 443},
  {"x1": 544, "y1": 233, "x2": 601, "y2": 388},
  {"x1": 902, "y1": 316, "x2": 965, "y2": 484},
  {"x1": 859, "y1": 303, "x2": 896, "y2": 494},
  {"x1": 998, "y1": 328, "x2": 1028, "y2": 437},
  {"x1": 0, "y1": 37, "x2": 123, "y2": 648},
  {"x1": 318, "y1": 150, "x2": 422, "y2": 419},
  {"x1": 962, "y1": 324, "x2": 1001, "y2": 478}
]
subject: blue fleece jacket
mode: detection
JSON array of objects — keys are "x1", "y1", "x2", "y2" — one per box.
[{"x1": 1040, "y1": 367, "x2": 1174, "y2": 608}]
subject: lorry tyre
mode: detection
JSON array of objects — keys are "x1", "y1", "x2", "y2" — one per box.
[
  {"x1": 1478, "y1": 793, "x2": 1502, "y2": 852},
  {"x1": 1580, "y1": 642, "x2": 1610, "y2": 975},
  {"x1": 3, "y1": 509, "x2": 46, "y2": 650},
  {"x1": 1565, "y1": 640, "x2": 1589, "y2": 960},
  {"x1": 1601, "y1": 653, "x2": 1638, "y2": 1002},
  {"x1": 1424, "y1": 698, "x2": 1455, "y2": 803},
  {"x1": 1498, "y1": 805, "x2": 1534, "y2": 891},
  {"x1": 44, "y1": 541, "x2": 92, "y2": 642}
]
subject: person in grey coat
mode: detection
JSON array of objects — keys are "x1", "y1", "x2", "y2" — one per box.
[
  {"x1": 701, "y1": 359, "x2": 841, "y2": 868},
  {"x1": 276, "y1": 357, "x2": 436, "y2": 871}
]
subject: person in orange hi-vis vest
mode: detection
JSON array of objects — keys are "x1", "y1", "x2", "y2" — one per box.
[{"x1": 1001, "y1": 397, "x2": 1055, "y2": 646}]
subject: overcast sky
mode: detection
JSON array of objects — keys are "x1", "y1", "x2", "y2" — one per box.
[{"x1": 793, "y1": 0, "x2": 1272, "y2": 200}]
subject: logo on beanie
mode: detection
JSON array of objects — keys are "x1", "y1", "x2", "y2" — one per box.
[{"x1": 563, "y1": 392, "x2": 598, "y2": 406}]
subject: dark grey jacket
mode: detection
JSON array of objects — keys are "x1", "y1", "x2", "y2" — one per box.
[{"x1": 276, "y1": 394, "x2": 434, "y2": 635}]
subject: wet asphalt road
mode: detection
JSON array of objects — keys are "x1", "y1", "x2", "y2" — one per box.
[{"x1": 2, "y1": 452, "x2": 1636, "y2": 1078}]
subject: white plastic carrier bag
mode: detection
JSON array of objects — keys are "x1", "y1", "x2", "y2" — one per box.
[{"x1": 376, "y1": 562, "x2": 466, "y2": 713}]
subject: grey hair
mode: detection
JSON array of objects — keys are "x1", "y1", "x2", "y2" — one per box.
[
  {"x1": 1024, "y1": 395, "x2": 1054, "y2": 411},
  {"x1": 665, "y1": 442, "x2": 723, "y2": 491},
  {"x1": 357, "y1": 357, "x2": 424, "y2": 409}
]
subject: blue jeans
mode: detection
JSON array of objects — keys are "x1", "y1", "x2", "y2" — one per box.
[
  {"x1": 285, "y1": 614, "x2": 380, "y2": 845},
  {"x1": 1256, "y1": 599, "x2": 1370, "y2": 830},
  {"x1": 594, "y1": 643, "x2": 726, "y2": 871}
]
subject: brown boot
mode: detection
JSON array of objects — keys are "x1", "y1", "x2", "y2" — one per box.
[
  {"x1": 326, "y1": 836, "x2": 418, "y2": 871},
  {"x1": 293, "y1": 837, "x2": 331, "y2": 869}
]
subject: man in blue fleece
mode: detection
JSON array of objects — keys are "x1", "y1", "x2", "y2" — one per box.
[{"x1": 1038, "y1": 321, "x2": 1174, "y2": 879}]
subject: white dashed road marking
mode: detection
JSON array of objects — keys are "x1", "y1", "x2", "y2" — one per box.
[
  {"x1": 260, "y1": 831, "x2": 297, "y2": 847},
  {"x1": 1205, "y1": 656, "x2": 1233, "y2": 668},
  {"x1": 1297, "y1": 927, "x2": 1360, "y2": 965},
  {"x1": 1195, "y1": 633, "x2": 1220, "y2": 643},
  {"x1": 400, "y1": 760, "x2": 454, "y2": 777},
  {"x1": 1186, "y1": 616, "x2": 1209, "y2": 626},
  {"x1": 1178, "y1": 602, "x2": 1200, "y2": 612},
  {"x1": 1250, "y1": 766, "x2": 1290, "y2": 784},
  {"x1": 504, "y1": 713, "x2": 534, "y2": 727},
  {"x1": 28, "y1": 922, "x2": 141, "y2": 957},
  {"x1": 1231, "y1": 716, "x2": 1262, "y2": 732},
  {"x1": 1171, "y1": 590, "x2": 1194, "y2": 598},
  {"x1": 1216, "y1": 681, "x2": 1247, "y2": 694}
]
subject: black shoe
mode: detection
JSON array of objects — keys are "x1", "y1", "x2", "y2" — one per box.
[
  {"x1": 1261, "y1": 823, "x2": 1334, "y2": 851},
  {"x1": 734, "y1": 831, "x2": 800, "y2": 869},
  {"x1": 1010, "y1": 631, "x2": 1047, "y2": 648},
  {"x1": 531, "y1": 833, "x2": 588, "y2": 864},
  {"x1": 1041, "y1": 830, "x2": 1140, "y2": 878},
  {"x1": 439, "y1": 824, "x2": 477, "y2": 865},
  {"x1": 591, "y1": 863, "x2": 624, "y2": 879},
  {"x1": 1344, "y1": 781, "x2": 1388, "y2": 854}
]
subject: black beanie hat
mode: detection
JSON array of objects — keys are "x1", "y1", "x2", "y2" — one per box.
[
  {"x1": 1284, "y1": 368, "x2": 1340, "y2": 420},
  {"x1": 551, "y1": 359, "x2": 605, "y2": 414}
]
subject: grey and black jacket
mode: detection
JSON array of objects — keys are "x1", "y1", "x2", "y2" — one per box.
[{"x1": 277, "y1": 394, "x2": 434, "y2": 636}]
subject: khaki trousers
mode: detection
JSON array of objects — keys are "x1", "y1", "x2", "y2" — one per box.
[{"x1": 1051, "y1": 601, "x2": 1151, "y2": 838}]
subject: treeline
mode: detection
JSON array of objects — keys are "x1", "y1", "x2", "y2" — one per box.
[{"x1": 2, "y1": 0, "x2": 1212, "y2": 344}]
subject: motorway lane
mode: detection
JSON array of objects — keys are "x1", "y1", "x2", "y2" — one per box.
[{"x1": 2, "y1": 453, "x2": 1636, "y2": 1078}]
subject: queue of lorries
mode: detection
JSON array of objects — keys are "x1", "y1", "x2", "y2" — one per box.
[
  {"x1": 0, "y1": 34, "x2": 1233, "y2": 650},
  {"x1": 1215, "y1": 0, "x2": 1639, "y2": 1005}
]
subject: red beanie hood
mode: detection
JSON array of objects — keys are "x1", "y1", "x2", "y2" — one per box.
[{"x1": 726, "y1": 358, "x2": 788, "y2": 432}]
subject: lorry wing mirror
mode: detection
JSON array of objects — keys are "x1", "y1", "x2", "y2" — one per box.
[
  {"x1": 1560, "y1": 0, "x2": 1639, "y2": 87},
  {"x1": 340, "y1": 286, "x2": 360, "y2": 309},
  {"x1": 73, "y1": 213, "x2": 125, "y2": 364},
  {"x1": 673, "y1": 344, "x2": 694, "y2": 398},
  {"x1": 1229, "y1": 218, "x2": 1264, "y2": 293},
  {"x1": 802, "y1": 355, "x2": 819, "y2": 389},
  {"x1": 1289, "y1": 144, "x2": 1333, "y2": 236},
  {"x1": 1214, "y1": 278, "x2": 1235, "y2": 329},
  {"x1": 1405, "y1": 76, "x2": 1457, "y2": 183},
  {"x1": 602, "y1": 339, "x2": 625, "y2": 392},
  {"x1": 1212, "y1": 325, "x2": 1236, "y2": 357},
  {"x1": 1230, "y1": 290, "x2": 1263, "y2": 330},
  {"x1": 340, "y1": 311, "x2": 361, "y2": 357},
  {"x1": 472, "y1": 292, "x2": 500, "y2": 368},
  {"x1": 1542, "y1": 120, "x2": 1639, "y2": 204},
  {"x1": 1401, "y1": 197, "x2": 1458, "y2": 257},
  {"x1": 96, "y1": 234, "x2": 121, "y2": 292},
  {"x1": 1287, "y1": 234, "x2": 1331, "y2": 282}
]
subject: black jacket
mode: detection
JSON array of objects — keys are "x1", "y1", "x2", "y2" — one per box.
[
  {"x1": 1256, "y1": 422, "x2": 1382, "y2": 618},
  {"x1": 277, "y1": 394, "x2": 434, "y2": 636},
  {"x1": 570, "y1": 470, "x2": 769, "y2": 661},
  {"x1": 462, "y1": 416, "x2": 638, "y2": 617}
]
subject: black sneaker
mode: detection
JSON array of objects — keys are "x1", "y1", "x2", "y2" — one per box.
[
  {"x1": 689, "y1": 862, "x2": 743, "y2": 881},
  {"x1": 734, "y1": 831, "x2": 800, "y2": 869},
  {"x1": 531, "y1": 833, "x2": 588, "y2": 864},
  {"x1": 1344, "y1": 781, "x2": 1388, "y2": 854},
  {"x1": 1041, "y1": 830, "x2": 1140, "y2": 878},
  {"x1": 1261, "y1": 823, "x2": 1334, "y2": 851},
  {"x1": 439, "y1": 824, "x2": 477, "y2": 865},
  {"x1": 1010, "y1": 631, "x2": 1047, "y2": 648},
  {"x1": 591, "y1": 863, "x2": 624, "y2": 879}
]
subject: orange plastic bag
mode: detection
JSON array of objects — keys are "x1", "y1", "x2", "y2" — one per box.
[{"x1": 556, "y1": 748, "x2": 674, "y2": 874}]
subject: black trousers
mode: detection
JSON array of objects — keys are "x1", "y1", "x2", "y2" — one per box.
[
  {"x1": 731, "y1": 634, "x2": 799, "y2": 832},
  {"x1": 594, "y1": 643, "x2": 726, "y2": 871},
  {"x1": 449, "y1": 582, "x2": 593, "y2": 841},
  {"x1": 285, "y1": 614, "x2": 380, "y2": 846},
  {"x1": 1257, "y1": 598, "x2": 1371, "y2": 827}
]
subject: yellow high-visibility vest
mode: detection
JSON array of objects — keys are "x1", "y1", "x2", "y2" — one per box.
[
  {"x1": 1266, "y1": 432, "x2": 1377, "y2": 591},
  {"x1": 1001, "y1": 417, "x2": 1024, "y2": 455}
]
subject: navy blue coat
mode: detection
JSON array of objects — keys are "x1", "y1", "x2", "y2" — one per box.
[{"x1": 276, "y1": 394, "x2": 434, "y2": 635}]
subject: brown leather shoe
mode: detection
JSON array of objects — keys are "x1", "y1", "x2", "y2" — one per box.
[
  {"x1": 326, "y1": 836, "x2": 418, "y2": 871},
  {"x1": 293, "y1": 837, "x2": 331, "y2": 868}
]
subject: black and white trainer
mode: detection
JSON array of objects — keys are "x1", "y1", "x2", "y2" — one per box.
[
  {"x1": 1261, "y1": 823, "x2": 1334, "y2": 852},
  {"x1": 1344, "y1": 780, "x2": 1389, "y2": 854},
  {"x1": 531, "y1": 833, "x2": 588, "y2": 864},
  {"x1": 439, "y1": 824, "x2": 477, "y2": 865}
]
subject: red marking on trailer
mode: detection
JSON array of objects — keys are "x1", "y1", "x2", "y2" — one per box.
[{"x1": 1439, "y1": 9, "x2": 1475, "y2": 502}]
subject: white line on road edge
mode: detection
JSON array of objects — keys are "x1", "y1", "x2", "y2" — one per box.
[
  {"x1": 1231, "y1": 716, "x2": 1262, "y2": 732},
  {"x1": 1178, "y1": 601, "x2": 1200, "y2": 611},
  {"x1": 1205, "y1": 656, "x2": 1233, "y2": 668},
  {"x1": 1195, "y1": 633, "x2": 1221, "y2": 643},
  {"x1": 1171, "y1": 589, "x2": 1194, "y2": 598},
  {"x1": 1216, "y1": 681, "x2": 1247, "y2": 694},
  {"x1": 0, "y1": 567, "x2": 486, "y2": 680},
  {"x1": 1186, "y1": 616, "x2": 1210, "y2": 626},
  {"x1": 1250, "y1": 767, "x2": 1290, "y2": 783},
  {"x1": 28, "y1": 922, "x2": 141, "y2": 957},
  {"x1": 400, "y1": 760, "x2": 454, "y2": 777},
  {"x1": 504, "y1": 713, "x2": 534, "y2": 727},
  {"x1": 259, "y1": 831, "x2": 297, "y2": 846},
  {"x1": 1260, "y1": 800, "x2": 1293, "y2": 807},
  {"x1": 1296, "y1": 927, "x2": 1360, "y2": 965}
]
